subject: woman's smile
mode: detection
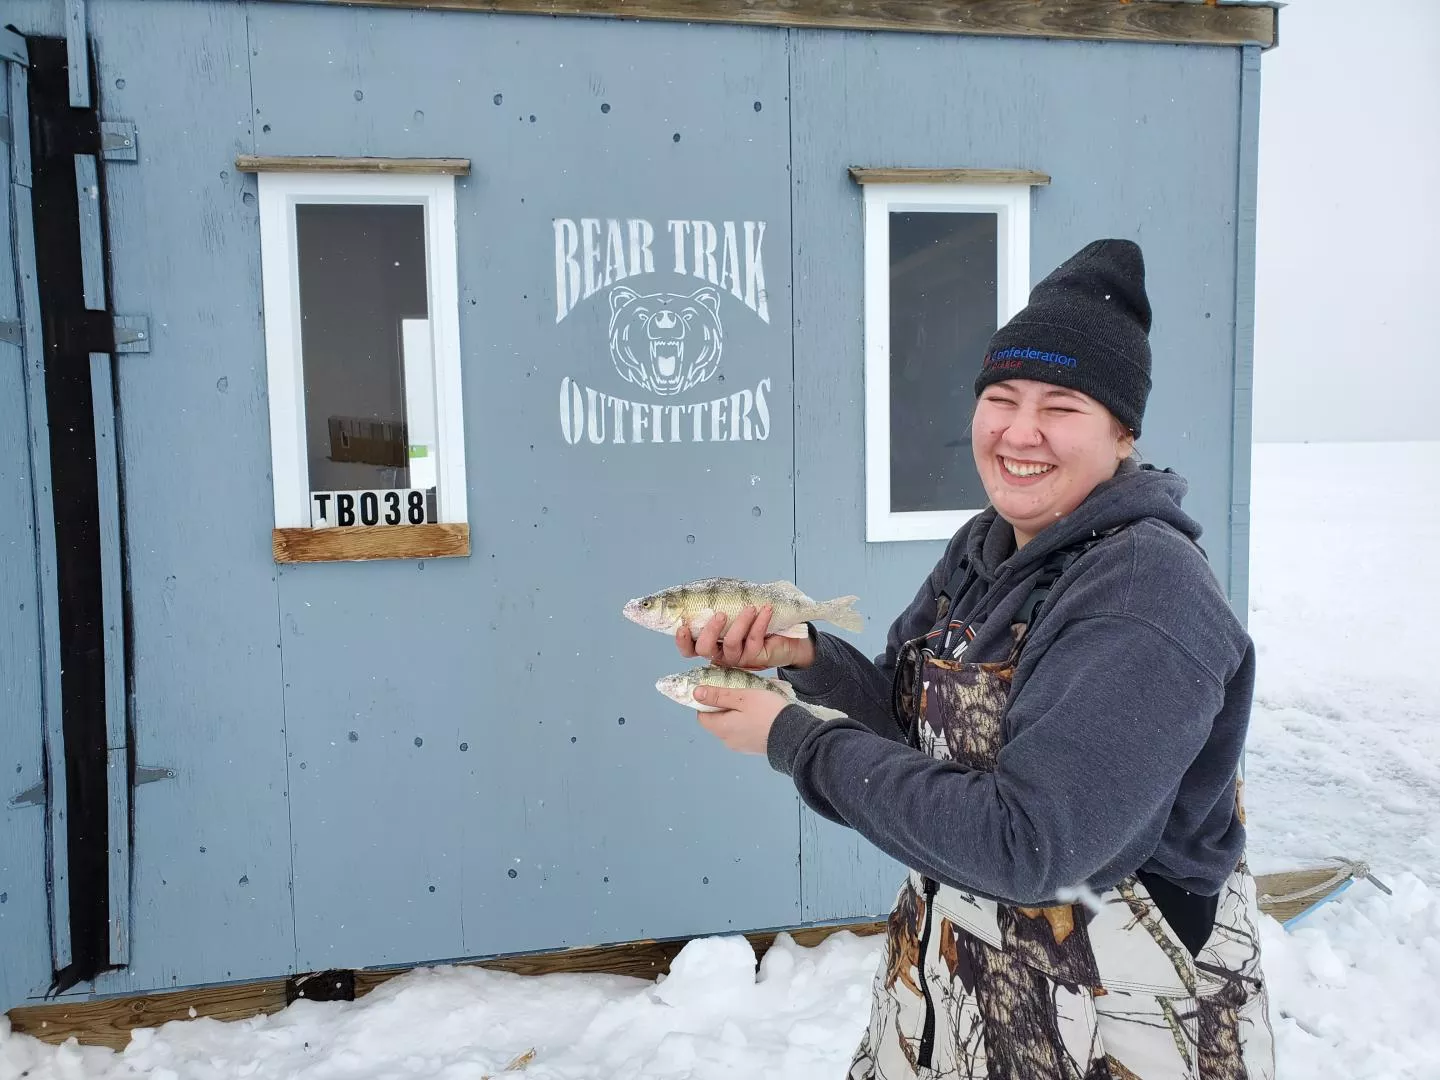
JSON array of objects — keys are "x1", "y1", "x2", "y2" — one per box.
[{"x1": 998, "y1": 456, "x2": 1056, "y2": 482}]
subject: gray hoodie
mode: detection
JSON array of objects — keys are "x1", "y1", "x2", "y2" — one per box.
[{"x1": 771, "y1": 461, "x2": 1252, "y2": 906}]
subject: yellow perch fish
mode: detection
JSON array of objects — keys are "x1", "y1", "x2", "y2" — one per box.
[
  {"x1": 655, "y1": 665, "x2": 848, "y2": 721},
  {"x1": 622, "y1": 577, "x2": 863, "y2": 639}
]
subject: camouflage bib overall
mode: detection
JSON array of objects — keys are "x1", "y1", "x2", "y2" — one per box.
[{"x1": 847, "y1": 547, "x2": 1275, "y2": 1080}]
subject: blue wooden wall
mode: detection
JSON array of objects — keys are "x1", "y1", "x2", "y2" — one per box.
[
  {"x1": 0, "y1": 0, "x2": 1259, "y2": 1009},
  {"x1": 1, "y1": 31, "x2": 60, "y2": 1010},
  {"x1": 788, "y1": 32, "x2": 1249, "y2": 922}
]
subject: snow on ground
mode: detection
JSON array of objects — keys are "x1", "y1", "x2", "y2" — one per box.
[
  {"x1": 0, "y1": 934, "x2": 881, "y2": 1080},
  {"x1": 1242, "y1": 441, "x2": 1440, "y2": 1079},
  {"x1": 1244, "y1": 441, "x2": 1440, "y2": 888},
  {"x1": 3, "y1": 441, "x2": 1438, "y2": 1079}
]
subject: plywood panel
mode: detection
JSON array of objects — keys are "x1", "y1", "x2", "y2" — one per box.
[
  {"x1": 789, "y1": 29, "x2": 1244, "y2": 921},
  {"x1": 245, "y1": 3, "x2": 803, "y2": 971}
]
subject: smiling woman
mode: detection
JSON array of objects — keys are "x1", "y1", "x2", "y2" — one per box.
[{"x1": 685, "y1": 240, "x2": 1276, "y2": 1079}]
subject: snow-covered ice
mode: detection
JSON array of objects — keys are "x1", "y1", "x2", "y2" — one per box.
[
  {"x1": 1260, "y1": 870, "x2": 1439, "y2": 1080},
  {"x1": 1245, "y1": 441, "x2": 1440, "y2": 890},
  {"x1": 3, "y1": 442, "x2": 1437, "y2": 1079},
  {"x1": 1242, "y1": 441, "x2": 1440, "y2": 1080}
]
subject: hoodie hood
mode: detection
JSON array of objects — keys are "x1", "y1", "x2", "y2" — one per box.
[{"x1": 964, "y1": 459, "x2": 1200, "y2": 583}]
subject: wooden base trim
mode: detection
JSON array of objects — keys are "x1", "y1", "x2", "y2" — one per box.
[
  {"x1": 850, "y1": 167, "x2": 1051, "y2": 186},
  {"x1": 7, "y1": 921, "x2": 886, "y2": 1050},
  {"x1": 235, "y1": 155, "x2": 471, "y2": 175},
  {"x1": 6, "y1": 869, "x2": 1348, "y2": 1050},
  {"x1": 262, "y1": 0, "x2": 1278, "y2": 50},
  {"x1": 272, "y1": 523, "x2": 470, "y2": 563}
]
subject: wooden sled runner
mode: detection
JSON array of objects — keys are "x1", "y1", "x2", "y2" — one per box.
[{"x1": 1256, "y1": 857, "x2": 1388, "y2": 928}]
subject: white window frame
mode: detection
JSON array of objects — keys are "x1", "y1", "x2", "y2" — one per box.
[
  {"x1": 256, "y1": 171, "x2": 468, "y2": 530},
  {"x1": 862, "y1": 182, "x2": 1032, "y2": 543}
]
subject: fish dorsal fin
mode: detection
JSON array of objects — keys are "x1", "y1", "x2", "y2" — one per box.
[
  {"x1": 761, "y1": 580, "x2": 810, "y2": 602},
  {"x1": 684, "y1": 576, "x2": 745, "y2": 591}
]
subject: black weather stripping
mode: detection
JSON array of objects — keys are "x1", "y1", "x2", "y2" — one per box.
[{"x1": 26, "y1": 34, "x2": 118, "y2": 996}]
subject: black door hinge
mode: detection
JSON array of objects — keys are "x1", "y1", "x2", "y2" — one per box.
[{"x1": 286, "y1": 970, "x2": 357, "y2": 1005}]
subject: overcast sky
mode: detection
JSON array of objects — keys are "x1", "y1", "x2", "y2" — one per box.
[{"x1": 1253, "y1": 0, "x2": 1439, "y2": 442}]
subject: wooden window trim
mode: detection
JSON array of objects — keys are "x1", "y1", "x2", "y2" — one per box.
[
  {"x1": 254, "y1": 170, "x2": 470, "y2": 563},
  {"x1": 850, "y1": 167, "x2": 1050, "y2": 187},
  {"x1": 236, "y1": 155, "x2": 470, "y2": 175},
  {"x1": 272, "y1": 523, "x2": 471, "y2": 563},
  {"x1": 259, "y1": 0, "x2": 1278, "y2": 50}
]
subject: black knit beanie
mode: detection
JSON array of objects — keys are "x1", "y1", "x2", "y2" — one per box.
[{"x1": 974, "y1": 238, "x2": 1152, "y2": 436}]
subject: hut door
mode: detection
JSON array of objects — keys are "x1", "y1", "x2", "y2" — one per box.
[{"x1": 6, "y1": 31, "x2": 134, "y2": 995}]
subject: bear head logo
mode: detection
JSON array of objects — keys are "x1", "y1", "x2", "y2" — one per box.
[{"x1": 607, "y1": 285, "x2": 723, "y2": 397}]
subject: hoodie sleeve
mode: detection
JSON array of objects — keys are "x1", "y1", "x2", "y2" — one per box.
[
  {"x1": 776, "y1": 532, "x2": 965, "y2": 742},
  {"x1": 766, "y1": 612, "x2": 1221, "y2": 905}
]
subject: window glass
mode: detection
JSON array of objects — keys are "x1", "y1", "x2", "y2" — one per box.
[
  {"x1": 294, "y1": 203, "x2": 437, "y2": 527},
  {"x1": 887, "y1": 210, "x2": 996, "y2": 515}
]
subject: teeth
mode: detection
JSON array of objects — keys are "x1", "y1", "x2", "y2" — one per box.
[{"x1": 1003, "y1": 458, "x2": 1054, "y2": 477}]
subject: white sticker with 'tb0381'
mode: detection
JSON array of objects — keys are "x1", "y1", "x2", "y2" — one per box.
[{"x1": 310, "y1": 489, "x2": 436, "y2": 529}]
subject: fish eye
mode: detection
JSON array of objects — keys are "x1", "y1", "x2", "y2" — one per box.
[{"x1": 641, "y1": 599, "x2": 653, "y2": 608}]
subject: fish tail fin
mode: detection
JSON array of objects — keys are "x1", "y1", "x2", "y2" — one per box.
[
  {"x1": 802, "y1": 703, "x2": 849, "y2": 722},
  {"x1": 819, "y1": 595, "x2": 864, "y2": 634}
]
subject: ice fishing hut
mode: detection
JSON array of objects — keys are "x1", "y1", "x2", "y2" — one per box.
[{"x1": 1, "y1": 0, "x2": 1278, "y2": 1029}]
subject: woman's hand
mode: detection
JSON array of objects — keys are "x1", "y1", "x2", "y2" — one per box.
[
  {"x1": 675, "y1": 605, "x2": 816, "y2": 671},
  {"x1": 691, "y1": 685, "x2": 788, "y2": 754}
]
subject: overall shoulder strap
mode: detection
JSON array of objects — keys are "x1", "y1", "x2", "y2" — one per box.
[
  {"x1": 1016, "y1": 525, "x2": 1125, "y2": 632},
  {"x1": 938, "y1": 556, "x2": 973, "y2": 609}
]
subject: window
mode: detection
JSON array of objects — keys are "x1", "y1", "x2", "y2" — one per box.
[
  {"x1": 859, "y1": 177, "x2": 1038, "y2": 543},
  {"x1": 250, "y1": 163, "x2": 469, "y2": 562}
]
